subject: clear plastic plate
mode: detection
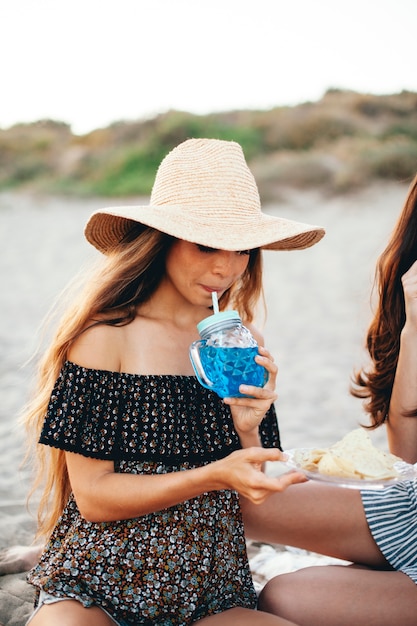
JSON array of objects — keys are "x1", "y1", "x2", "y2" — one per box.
[{"x1": 283, "y1": 448, "x2": 417, "y2": 490}]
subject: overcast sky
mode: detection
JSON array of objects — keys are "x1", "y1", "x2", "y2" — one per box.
[{"x1": 2, "y1": 0, "x2": 416, "y2": 135}]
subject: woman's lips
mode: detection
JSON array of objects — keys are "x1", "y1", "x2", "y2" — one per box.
[{"x1": 201, "y1": 285, "x2": 225, "y2": 294}]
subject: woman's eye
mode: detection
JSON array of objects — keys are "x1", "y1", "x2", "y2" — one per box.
[
  {"x1": 196, "y1": 244, "x2": 251, "y2": 256},
  {"x1": 196, "y1": 244, "x2": 217, "y2": 253}
]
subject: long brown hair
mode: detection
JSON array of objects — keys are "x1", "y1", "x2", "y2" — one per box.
[
  {"x1": 24, "y1": 224, "x2": 264, "y2": 540},
  {"x1": 351, "y1": 175, "x2": 417, "y2": 426}
]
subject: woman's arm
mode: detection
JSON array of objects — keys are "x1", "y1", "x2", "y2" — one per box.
[
  {"x1": 65, "y1": 447, "x2": 304, "y2": 522},
  {"x1": 387, "y1": 261, "x2": 417, "y2": 462}
]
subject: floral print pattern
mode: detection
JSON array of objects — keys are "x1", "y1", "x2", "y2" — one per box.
[{"x1": 28, "y1": 361, "x2": 281, "y2": 625}]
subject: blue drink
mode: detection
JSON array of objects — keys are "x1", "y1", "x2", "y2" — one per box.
[
  {"x1": 189, "y1": 309, "x2": 268, "y2": 399},
  {"x1": 198, "y1": 345, "x2": 268, "y2": 398}
]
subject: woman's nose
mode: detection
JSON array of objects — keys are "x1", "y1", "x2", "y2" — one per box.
[{"x1": 212, "y1": 251, "x2": 237, "y2": 275}]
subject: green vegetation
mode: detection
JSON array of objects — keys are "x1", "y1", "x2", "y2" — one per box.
[{"x1": 1, "y1": 89, "x2": 416, "y2": 200}]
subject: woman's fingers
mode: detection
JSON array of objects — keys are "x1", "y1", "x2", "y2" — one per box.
[{"x1": 217, "y1": 447, "x2": 307, "y2": 503}]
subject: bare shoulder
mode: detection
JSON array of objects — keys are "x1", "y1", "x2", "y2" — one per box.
[{"x1": 68, "y1": 322, "x2": 122, "y2": 371}]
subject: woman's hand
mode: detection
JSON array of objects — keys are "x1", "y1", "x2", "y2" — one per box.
[
  {"x1": 211, "y1": 447, "x2": 306, "y2": 504},
  {"x1": 224, "y1": 345, "x2": 278, "y2": 445}
]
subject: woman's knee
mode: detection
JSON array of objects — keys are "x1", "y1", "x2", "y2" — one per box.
[{"x1": 258, "y1": 572, "x2": 297, "y2": 615}]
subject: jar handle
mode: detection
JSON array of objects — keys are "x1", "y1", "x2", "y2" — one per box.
[{"x1": 189, "y1": 340, "x2": 215, "y2": 390}]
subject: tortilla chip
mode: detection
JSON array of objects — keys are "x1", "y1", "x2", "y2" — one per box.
[
  {"x1": 294, "y1": 429, "x2": 402, "y2": 480},
  {"x1": 291, "y1": 448, "x2": 326, "y2": 470},
  {"x1": 317, "y1": 453, "x2": 358, "y2": 478}
]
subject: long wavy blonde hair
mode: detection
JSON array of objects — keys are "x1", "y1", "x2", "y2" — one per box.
[{"x1": 24, "y1": 224, "x2": 264, "y2": 540}]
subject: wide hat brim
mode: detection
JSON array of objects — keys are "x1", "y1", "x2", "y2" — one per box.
[
  {"x1": 85, "y1": 203, "x2": 325, "y2": 253},
  {"x1": 84, "y1": 138, "x2": 325, "y2": 253}
]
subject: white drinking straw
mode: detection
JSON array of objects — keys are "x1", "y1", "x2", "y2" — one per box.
[{"x1": 211, "y1": 291, "x2": 219, "y2": 314}]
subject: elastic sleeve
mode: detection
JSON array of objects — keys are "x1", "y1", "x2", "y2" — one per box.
[
  {"x1": 39, "y1": 361, "x2": 282, "y2": 462},
  {"x1": 39, "y1": 363, "x2": 132, "y2": 460}
]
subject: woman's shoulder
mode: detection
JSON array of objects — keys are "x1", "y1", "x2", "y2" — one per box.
[{"x1": 68, "y1": 321, "x2": 123, "y2": 372}]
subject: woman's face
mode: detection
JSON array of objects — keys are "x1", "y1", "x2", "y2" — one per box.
[{"x1": 164, "y1": 240, "x2": 251, "y2": 308}]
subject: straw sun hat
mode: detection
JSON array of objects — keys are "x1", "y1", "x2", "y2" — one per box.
[{"x1": 84, "y1": 138, "x2": 325, "y2": 254}]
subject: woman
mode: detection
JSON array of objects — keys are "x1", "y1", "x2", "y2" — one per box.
[
  {"x1": 243, "y1": 174, "x2": 417, "y2": 626},
  {"x1": 24, "y1": 138, "x2": 324, "y2": 625}
]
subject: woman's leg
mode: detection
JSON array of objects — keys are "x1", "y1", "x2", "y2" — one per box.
[
  {"x1": 241, "y1": 481, "x2": 386, "y2": 566},
  {"x1": 27, "y1": 600, "x2": 117, "y2": 626},
  {"x1": 258, "y1": 564, "x2": 417, "y2": 626},
  {"x1": 195, "y1": 607, "x2": 299, "y2": 625}
]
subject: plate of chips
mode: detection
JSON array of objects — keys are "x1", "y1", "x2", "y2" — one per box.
[{"x1": 284, "y1": 429, "x2": 417, "y2": 489}]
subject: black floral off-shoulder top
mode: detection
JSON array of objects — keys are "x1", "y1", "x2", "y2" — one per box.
[{"x1": 28, "y1": 361, "x2": 281, "y2": 626}]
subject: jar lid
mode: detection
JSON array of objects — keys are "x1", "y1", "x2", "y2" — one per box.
[{"x1": 197, "y1": 310, "x2": 241, "y2": 337}]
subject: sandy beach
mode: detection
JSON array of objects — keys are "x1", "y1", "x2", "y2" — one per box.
[{"x1": 0, "y1": 181, "x2": 409, "y2": 624}]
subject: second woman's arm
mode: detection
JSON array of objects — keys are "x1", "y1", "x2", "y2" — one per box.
[{"x1": 388, "y1": 261, "x2": 417, "y2": 462}]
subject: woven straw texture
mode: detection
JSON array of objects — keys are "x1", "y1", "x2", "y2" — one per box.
[{"x1": 85, "y1": 138, "x2": 325, "y2": 253}]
